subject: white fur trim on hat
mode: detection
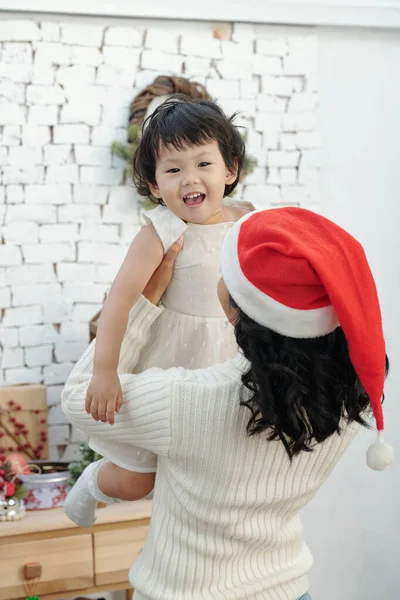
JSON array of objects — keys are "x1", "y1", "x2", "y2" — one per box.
[{"x1": 221, "y1": 216, "x2": 340, "y2": 338}]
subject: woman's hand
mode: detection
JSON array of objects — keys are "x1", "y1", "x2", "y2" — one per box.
[{"x1": 142, "y1": 235, "x2": 183, "y2": 305}]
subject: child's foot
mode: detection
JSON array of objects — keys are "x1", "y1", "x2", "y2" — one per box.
[{"x1": 64, "y1": 462, "x2": 99, "y2": 527}]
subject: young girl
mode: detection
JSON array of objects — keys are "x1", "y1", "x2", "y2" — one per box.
[
  {"x1": 65, "y1": 96, "x2": 254, "y2": 522},
  {"x1": 62, "y1": 207, "x2": 393, "y2": 600}
]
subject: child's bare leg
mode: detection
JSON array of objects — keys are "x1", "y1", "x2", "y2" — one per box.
[{"x1": 97, "y1": 463, "x2": 155, "y2": 501}]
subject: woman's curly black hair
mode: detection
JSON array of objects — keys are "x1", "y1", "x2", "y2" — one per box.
[
  {"x1": 132, "y1": 94, "x2": 245, "y2": 202},
  {"x1": 231, "y1": 298, "x2": 389, "y2": 460}
]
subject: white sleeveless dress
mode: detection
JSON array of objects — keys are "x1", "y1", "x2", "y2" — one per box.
[{"x1": 90, "y1": 201, "x2": 254, "y2": 472}]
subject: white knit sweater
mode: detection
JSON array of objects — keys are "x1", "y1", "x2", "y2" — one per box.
[{"x1": 62, "y1": 296, "x2": 359, "y2": 600}]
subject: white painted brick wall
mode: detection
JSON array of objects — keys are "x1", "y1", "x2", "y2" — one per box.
[{"x1": 0, "y1": 17, "x2": 320, "y2": 458}]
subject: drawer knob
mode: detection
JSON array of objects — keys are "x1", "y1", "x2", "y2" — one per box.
[{"x1": 24, "y1": 562, "x2": 42, "y2": 579}]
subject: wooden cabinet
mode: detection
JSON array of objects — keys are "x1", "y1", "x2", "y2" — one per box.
[{"x1": 0, "y1": 501, "x2": 151, "y2": 600}]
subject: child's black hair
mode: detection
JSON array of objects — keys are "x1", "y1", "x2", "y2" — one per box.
[
  {"x1": 231, "y1": 297, "x2": 389, "y2": 460},
  {"x1": 132, "y1": 94, "x2": 245, "y2": 203}
]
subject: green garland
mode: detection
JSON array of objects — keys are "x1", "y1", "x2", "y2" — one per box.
[{"x1": 67, "y1": 443, "x2": 102, "y2": 487}]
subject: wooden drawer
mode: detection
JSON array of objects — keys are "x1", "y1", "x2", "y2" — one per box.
[
  {"x1": 94, "y1": 525, "x2": 148, "y2": 586},
  {"x1": 0, "y1": 534, "x2": 94, "y2": 600}
]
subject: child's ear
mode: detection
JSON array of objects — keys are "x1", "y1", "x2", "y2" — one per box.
[
  {"x1": 148, "y1": 181, "x2": 161, "y2": 199},
  {"x1": 225, "y1": 160, "x2": 239, "y2": 184}
]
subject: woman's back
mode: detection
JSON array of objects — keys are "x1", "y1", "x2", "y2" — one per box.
[{"x1": 130, "y1": 355, "x2": 359, "y2": 600}]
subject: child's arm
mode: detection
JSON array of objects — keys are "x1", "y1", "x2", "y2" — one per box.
[{"x1": 86, "y1": 224, "x2": 164, "y2": 424}]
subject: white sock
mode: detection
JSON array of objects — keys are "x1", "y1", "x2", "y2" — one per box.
[{"x1": 64, "y1": 459, "x2": 120, "y2": 528}]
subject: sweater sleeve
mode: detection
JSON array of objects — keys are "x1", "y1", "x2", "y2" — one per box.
[{"x1": 61, "y1": 296, "x2": 172, "y2": 458}]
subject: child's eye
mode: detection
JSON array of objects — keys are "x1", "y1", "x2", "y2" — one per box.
[
  {"x1": 167, "y1": 168, "x2": 180, "y2": 173},
  {"x1": 199, "y1": 162, "x2": 211, "y2": 167}
]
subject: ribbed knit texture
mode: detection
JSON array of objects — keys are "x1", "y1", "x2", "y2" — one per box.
[{"x1": 62, "y1": 296, "x2": 359, "y2": 600}]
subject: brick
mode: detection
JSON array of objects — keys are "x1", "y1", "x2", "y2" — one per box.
[
  {"x1": 95, "y1": 264, "x2": 118, "y2": 283},
  {"x1": 145, "y1": 29, "x2": 178, "y2": 54},
  {"x1": 25, "y1": 345, "x2": 53, "y2": 367},
  {"x1": 296, "y1": 132, "x2": 321, "y2": 149},
  {"x1": 64, "y1": 84, "x2": 107, "y2": 106},
  {"x1": 63, "y1": 283, "x2": 107, "y2": 303},
  {"x1": 60, "y1": 103, "x2": 101, "y2": 126},
  {"x1": 0, "y1": 288, "x2": 11, "y2": 308},
  {"x1": 298, "y1": 166, "x2": 319, "y2": 185},
  {"x1": 232, "y1": 23, "x2": 254, "y2": 43},
  {"x1": 73, "y1": 185, "x2": 109, "y2": 205},
  {"x1": 282, "y1": 113, "x2": 318, "y2": 132},
  {"x1": 100, "y1": 103, "x2": 129, "y2": 128},
  {"x1": 0, "y1": 268, "x2": 5, "y2": 287},
  {"x1": 27, "y1": 85, "x2": 65, "y2": 105},
  {"x1": 61, "y1": 23, "x2": 103, "y2": 47},
  {"x1": 0, "y1": 147, "x2": 8, "y2": 165},
  {"x1": 0, "y1": 245, "x2": 22, "y2": 266},
  {"x1": 267, "y1": 167, "x2": 297, "y2": 185},
  {"x1": 1, "y1": 347, "x2": 24, "y2": 369},
  {"x1": 268, "y1": 151, "x2": 300, "y2": 167},
  {"x1": 58, "y1": 204, "x2": 101, "y2": 223},
  {"x1": 104, "y1": 26, "x2": 143, "y2": 47},
  {"x1": 252, "y1": 55, "x2": 282, "y2": 76},
  {"x1": 219, "y1": 98, "x2": 256, "y2": 118},
  {"x1": 22, "y1": 125, "x2": 51, "y2": 146},
  {"x1": 9, "y1": 146, "x2": 42, "y2": 166},
  {"x1": 135, "y1": 70, "x2": 163, "y2": 89},
  {"x1": 41, "y1": 22, "x2": 60, "y2": 42},
  {"x1": 0, "y1": 20, "x2": 40, "y2": 41},
  {"x1": 43, "y1": 145, "x2": 72, "y2": 166},
  {"x1": 57, "y1": 262, "x2": 96, "y2": 283},
  {"x1": 221, "y1": 40, "x2": 253, "y2": 60},
  {"x1": 48, "y1": 424, "x2": 70, "y2": 444},
  {"x1": 46, "y1": 165, "x2": 79, "y2": 184},
  {"x1": 31, "y1": 64, "x2": 56, "y2": 85},
  {"x1": 60, "y1": 443, "x2": 83, "y2": 462},
  {"x1": 5, "y1": 367, "x2": 42, "y2": 385},
  {"x1": 243, "y1": 184, "x2": 281, "y2": 206},
  {"x1": 261, "y1": 76, "x2": 303, "y2": 96},
  {"x1": 0, "y1": 63, "x2": 31, "y2": 83},
  {"x1": 1, "y1": 125, "x2": 21, "y2": 145},
  {"x1": 206, "y1": 79, "x2": 239, "y2": 99},
  {"x1": 69, "y1": 426, "x2": 86, "y2": 444},
  {"x1": 257, "y1": 95, "x2": 287, "y2": 113},
  {"x1": 5, "y1": 182, "x2": 25, "y2": 206},
  {"x1": 80, "y1": 167, "x2": 124, "y2": 186},
  {"x1": 79, "y1": 223, "x2": 119, "y2": 243},
  {"x1": 183, "y1": 57, "x2": 211, "y2": 78},
  {"x1": 141, "y1": 50, "x2": 182, "y2": 73},
  {"x1": 40, "y1": 224, "x2": 78, "y2": 243},
  {"x1": 0, "y1": 104, "x2": 25, "y2": 125},
  {"x1": 71, "y1": 303, "x2": 102, "y2": 322},
  {"x1": 69, "y1": 45, "x2": 103, "y2": 66},
  {"x1": 280, "y1": 133, "x2": 297, "y2": 150},
  {"x1": 22, "y1": 243, "x2": 75, "y2": 264},
  {"x1": 78, "y1": 242, "x2": 126, "y2": 265},
  {"x1": 103, "y1": 46, "x2": 141, "y2": 68},
  {"x1": 0, "y1": 80, "x2": 25, "y2": 103},
  {"x1": 2, "y1": 167, "x2": 44, "y2": 185},
  {"x1": 254, "y1": 113, "x2": 283, "y2": 133},
  {"x1": 244, "y1": 167, "x2": 266, "y2": 185},
  {"x1": 256, "y1": 38, "x2": 287, "y2": 56},
  {"x1": 48, "y1": 404, "x2": 69, "y2": 426},
  {"x1": 0, "y1": 328, "x2": 19, "y2": 348},
  {"x1": 181, "y1": 34, "x2": 221, "y2": 59},
  {"x1": 288, "y1": 92, "x2": 318, "y2": 113},
  {"x1": 54, "y1": 125, "x2": 89, "y2": 144},
  {"x1": 91, "y1": 125, "x2": 117, "y2": 146},
  {"x1": 19, "y1": 324, "x2": 59, "y2": 346},
  {"x1": 26, "y1": 184, "x2": 72, "y2": 205},
  {"x1": 60, "y1": 321, "x2": 90, "y2": 342},
  {"x1": 6, "y1": 264, "x2": 56, "y2": 286},
  {"x1": 96, "y1": 65, "x2": 134, "y2": 86},
  {"x1": 74, "y1": 146, "x2": 111, "y2": 166},
  {"x1": 42, "y1": 300, "x2": 73, "y2": 324},
  {"x1": 28, "y1": 105, "x2": 58, "y2": 125},
  {"x1": 284, "y1": 52, "x2": 317, "y2": 76},
  {"x1": 46, "y1": 384, "x2": 64, "y2": 406},
  {"x1": 55, "y1": 340, "x2": 89, "y2": 363},
  {"x1": 12, "y1": 283, "x2": 63, "y2": 306},
  {"x1": 2, "y1": 305, "x2": 42, "y2": 327},
  {"x1": 217, "y1": 59, "x2": 253, "y2": 80},
  {"x1": 300, "y1": 149, "x2": 322, "y2": 168},
  {"x1": 56, "y1": 66, "x2": 96, "y2": 86},
  {"x1": 3, "y1": 221, "x2": 39, "y2": 244},
  {"x1": 281, "y1": 184, "x2": 318, "y2": 205},
  {"x1": 2, "y1": 42, "x2": 32, "y2": 64}
]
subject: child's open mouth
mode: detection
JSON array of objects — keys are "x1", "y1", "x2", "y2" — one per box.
[{"x1": 183, "y1": 192, "x2": 205, "y2": 207}]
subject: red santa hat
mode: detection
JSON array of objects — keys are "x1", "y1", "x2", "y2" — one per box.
[{"x1": 221, "y1": 207, "x2": 394, "y2": 471}]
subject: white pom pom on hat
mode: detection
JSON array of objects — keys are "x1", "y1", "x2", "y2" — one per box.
[{"x1": 221, "y1": 207, "x2": 394, "y2": 471}]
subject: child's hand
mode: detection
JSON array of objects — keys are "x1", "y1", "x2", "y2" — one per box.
[{"x1": 85, "y1": 371, "x2": 123, "y2": 425}]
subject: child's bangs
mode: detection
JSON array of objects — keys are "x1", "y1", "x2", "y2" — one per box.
[{"x1": 156, "y1": 117, "x2": 217, "y2": 156}]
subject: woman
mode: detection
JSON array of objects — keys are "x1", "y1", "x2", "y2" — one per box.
[{"x1": 62, "y1": 207, "x2": 393, "y2": 600}]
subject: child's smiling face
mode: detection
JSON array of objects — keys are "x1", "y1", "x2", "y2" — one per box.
[{"x1": 148, "y1": 140, "x2": 237, "y2": 225}]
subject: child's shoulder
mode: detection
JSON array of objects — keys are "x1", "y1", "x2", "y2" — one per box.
[{"x1": 223, "y1": 199, "x2": 255, "y2": 223}]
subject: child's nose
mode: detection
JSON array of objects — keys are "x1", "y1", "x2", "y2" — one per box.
[{"x1": 182, "y1": 170, "x2": 200, "y2": 186}]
